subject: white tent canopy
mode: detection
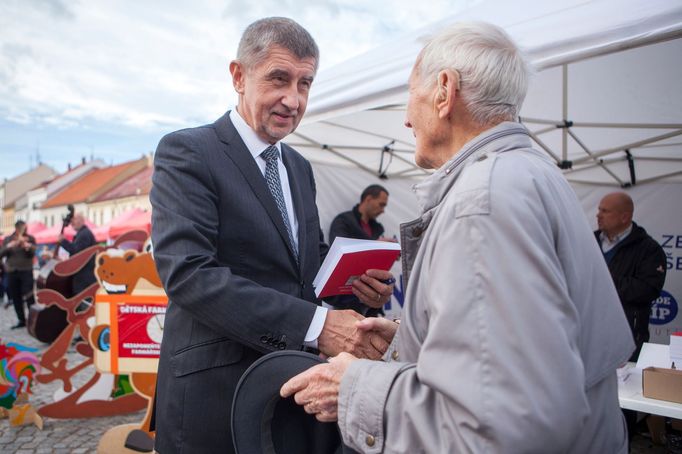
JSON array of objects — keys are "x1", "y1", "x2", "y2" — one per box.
[
  {"x1": 289, "y1": 0, "x2": 682, "y2": 187},
  {"x1": 290, "y1": 0, "x2": 682, "y2": 335}
]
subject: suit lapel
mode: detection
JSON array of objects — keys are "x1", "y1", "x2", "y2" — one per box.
[
  {"x1": 282, "y1": 144, "x2": 307, "y2": 273},
  {"x1": 214, "y1": 112, "x2": 299, "y2": 268}
]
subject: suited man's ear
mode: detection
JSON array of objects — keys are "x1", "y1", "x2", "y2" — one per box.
[{"x1": 230, "y1": 60, "x2": 245, "y2": 94}]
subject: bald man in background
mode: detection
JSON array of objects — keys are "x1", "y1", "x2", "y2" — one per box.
[
  {"x1": 596, "y1": 193, "x2": 667, "y2": 446},
  {"x1": 595, "y1": 192, "x2": 666, "y2": 361}
]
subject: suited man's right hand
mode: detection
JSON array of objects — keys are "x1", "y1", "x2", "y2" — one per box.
[{"x1": 318, "y1": 310, "x2": 388, "y2": 360}]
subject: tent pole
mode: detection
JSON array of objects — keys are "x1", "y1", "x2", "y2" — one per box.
[
  {"x1": 562, "y1": 64, "x2": 568, "y2": 162},
  {"x1": 523, "y1": 125, "x2": 561, "y2": 163},
  {"x1": 292, "y1": 131, "x2": 403, "y2": 178},
  {"x1": 566, "y1": 129, "x2": 624, "y2": 186},
  {"x1": 319, "y1": 120, "x2": 415, "y2": 149},
  {"x1": 531, "y1": 125, "x2": 557, "y2": 136},
  {"x1": 520, "y1": 117, "x2": 561, "y2": 125},
  {"x1": 572, "y1": 129, "x2": 682, "y2": 164},
  {"x1": 636, "y1": 170, "x2": 682, "y2": 185},
  {"x1": 569, "y1": 122, "x2": 682, "y2": 129}
]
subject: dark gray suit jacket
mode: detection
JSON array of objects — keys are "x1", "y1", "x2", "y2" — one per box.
[{"x1": 150, "y1": 111, "x2": 327, "y2": 453}]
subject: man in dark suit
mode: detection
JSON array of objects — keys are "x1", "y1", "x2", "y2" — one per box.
[
  {"x1": 58, "y1": 213, "x2": 97, "y2": 295},
  {"x1": 150, "y1": 17, "x2": 394, "y2": 453}
]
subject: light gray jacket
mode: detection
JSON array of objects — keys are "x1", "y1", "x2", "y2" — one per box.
[{"x1": 337, "y1": 122, "x2": 634, "y2": 453}]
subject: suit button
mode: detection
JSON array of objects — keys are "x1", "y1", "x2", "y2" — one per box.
[
  {"x1": 277, "y1": 342, "x2": 286, "y2": 350},
  {"x1": 260, "y1": 335, "x2": 268, "y2": 344},
  {"x1": 365, "y1": 435, "x2": 375, "y2": 447},
  {"x1": 300, "y1": 281, "x2": 306, "y2": 289},
  {"x1": 391, "y1": 350, "x2": 399, "y2": 361}
]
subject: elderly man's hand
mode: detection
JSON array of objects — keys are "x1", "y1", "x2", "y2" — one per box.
[
  {"x1": 352, "y1": 269, "x2": 394, "y2": 309},
  {"x1": 280, "y1": 352, "x2": 356, "y2": 422},
  {"x1": 356, "y1": 316, "x2": 399, "y2": 348},
  {"x1": 318, "y1": 310, "x2": 389, "y2": 360}
]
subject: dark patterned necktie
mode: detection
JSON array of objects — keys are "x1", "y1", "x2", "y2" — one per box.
[{"x1": 261, "y1": 145, "x2": 298, "y2": 261}]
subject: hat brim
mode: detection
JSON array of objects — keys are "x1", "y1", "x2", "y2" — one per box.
[{"x1": 231, "y1": 350, "x2": 348, "y2": 454}]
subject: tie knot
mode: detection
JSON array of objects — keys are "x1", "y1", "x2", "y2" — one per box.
[{"x1": 261, "y1": 145, "x2": 279, "y2": 163}]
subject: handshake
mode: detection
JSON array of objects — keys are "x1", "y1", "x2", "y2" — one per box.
[
  {"x1": 282, "y1": 310, "x2": 400, "y2": 423},
  {"x1": 317, "y1": 268, "x2": 399, "y2": 359},
  {"x1": 279, "y1": 269, "x2": 400, "y2": 422},
  {"x1": 317, "y1": 310, "x2": 399, "y2": 360}
]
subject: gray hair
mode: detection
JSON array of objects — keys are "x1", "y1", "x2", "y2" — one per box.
[
  {"x1": 237, "y1": 17, "x2": 319, "y2": 72},
  {"x1": 418, "y1": 22, "x2": 529, "y2": 125}
]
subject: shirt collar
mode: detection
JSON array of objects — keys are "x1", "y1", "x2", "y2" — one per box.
[
  {"x1": 600, "y1": 223, "x2": 633, "y2": 246},
  {"x1": 412, "y1": 121, "x2": 531, "y2": 214},
  {"x1": 230, "y1": 109, "x2": 281, "y2": 159}
]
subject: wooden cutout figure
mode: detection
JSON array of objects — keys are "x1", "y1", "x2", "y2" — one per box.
[
  {"x1": 0, "y1": 393, "x2": 43, "y2": 430},
  {"x1": 0, "y1": 343, "x2": 42, "y2": 429},
  {"x1": 35, "y1": 237, "x2": 148, "y2": 419},
  {"x1": 92, "y1": 236, "x2": 166, "y2": 451}
]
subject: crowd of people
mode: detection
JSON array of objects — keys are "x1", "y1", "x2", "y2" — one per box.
[{"x1": 0, "y1": 212, "x2": 98, "y2": 330}]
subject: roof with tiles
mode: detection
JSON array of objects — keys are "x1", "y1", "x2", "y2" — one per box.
[
  {"x1": 94, "y1": 165, "x2": 153, "y2": 202},
  {"x1": 41, "y1": 157, "x2": 148, "y2": 209}
]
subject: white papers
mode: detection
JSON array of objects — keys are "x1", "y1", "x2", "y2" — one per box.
[
  {"x1": 670, "y1": 333, "x2": 682, "y2": 366},
  {"x1": 617, "y1": 363, "x2": 635, "y2": 383},
  {"x1": 636, "y1": 342, "x2": 672, "y2": 370}
]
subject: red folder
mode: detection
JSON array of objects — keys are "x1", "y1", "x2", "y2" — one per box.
[{"x1": 313, "y1": 237, "x2": 400, "y2": 298}]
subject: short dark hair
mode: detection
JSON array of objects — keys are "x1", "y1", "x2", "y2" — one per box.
[
  {"x1": 15, "y1": 220, "x2": 26, "y2": 228},
  {"x1": 237, "y1": 17, "x2": 319, "y2": 72},
  {"x1": 361, "y1": 185, "x2": 388, "y2": 202}
]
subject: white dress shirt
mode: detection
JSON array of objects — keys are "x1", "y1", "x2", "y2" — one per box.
[
  {"x1": 229, "y1": 109, "x2": 326, "y2": 345},
  {"x1": 599, "y1": 224, "x2": 633, "y2": 253}
]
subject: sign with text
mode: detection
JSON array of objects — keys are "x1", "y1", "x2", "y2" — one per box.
[{"x1": 93, "y1": 294, "x2": 168, "y2": 374}]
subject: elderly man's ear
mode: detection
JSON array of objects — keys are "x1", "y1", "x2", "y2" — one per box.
[{"x1": 434, "y1": 69, "x2": 460, "y2": 120}]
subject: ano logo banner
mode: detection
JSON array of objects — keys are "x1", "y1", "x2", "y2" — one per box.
[{"x1": 650, "y1": 290, "x2": 678, "y2": 325}]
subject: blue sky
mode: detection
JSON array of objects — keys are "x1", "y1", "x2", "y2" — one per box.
[{"x1": 0, "y1": 0, "x2": 467, "y2": 180}]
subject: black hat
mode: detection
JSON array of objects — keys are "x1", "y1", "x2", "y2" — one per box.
[{"x1": 231, "y1": 351, "x2": 358, "y2": 454}]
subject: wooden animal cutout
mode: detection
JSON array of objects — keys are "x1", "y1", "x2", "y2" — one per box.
[
  {"x1": 96, "y1": 250, "x2": 162, "y2": 294},
  {"x1": 93, "y1": 241, "x2": 166, "y2": 450},
  {"x1": 35, "y1": 242, "x2": 147, "y2": 419}
]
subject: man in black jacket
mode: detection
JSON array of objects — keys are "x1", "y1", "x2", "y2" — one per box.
[
  {"x1": 595, "y1": 192, "x2": 667, "y2": 360},
  {"x1": 328, "y1": 184, "x2": 391, "y2": 316},
  {"x1": 58, "y1": 213, "x2": 97, "y2": 295},
  {"x1": 329, "y1": 185, "x2": 388, "y2": 245},
  {"x1": 596, "y1": 192, "x2": 667, "y2": 445}
]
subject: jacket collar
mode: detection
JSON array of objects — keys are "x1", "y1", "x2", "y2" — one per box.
[
  {"x1": 352, "y1": 204, "x2": 379, "y2": 229},
  {"x1": 412, "y1": 121, "x2": 530, "y2": 214},
  {"x1": 214, "y1": 111, "x2": 302, "y2": 271}
]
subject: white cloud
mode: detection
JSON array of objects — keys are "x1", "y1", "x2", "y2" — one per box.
[
  {"x1": 0, "y1": 0, "x2": 464, "y2": 131},
  {"x1": 0, "y1": 0, "x2": 486, "y2": 180}
]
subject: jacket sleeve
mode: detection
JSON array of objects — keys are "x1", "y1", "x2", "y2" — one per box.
[
  {"x1": 328, "y1": 214, "x2": 350, "y2": 244},
  {"x1": 305, "y1": 158, "x2": 329, "y2": 262},
  {"x1": 60, "y1": 238, "x2": 75, "y2": 254},
  {"x1": 337, "y1": 186, "x2": 590, "y2": 453},
  {"x1": 150, "y1": 130, "x2": 316, "y2": 353},
  {"x1": 0, "y1": 238, "x2": 8, "y2": 258},
  {"x1": 613, "y1": 239, "x2": 667, "y2": 309}
]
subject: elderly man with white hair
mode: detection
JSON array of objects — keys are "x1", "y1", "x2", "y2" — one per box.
[{"x1": 282, "y1": 22, "x2": 634, "y2": 453}]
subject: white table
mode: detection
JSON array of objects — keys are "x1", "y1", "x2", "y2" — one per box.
[{"x1": 618, "y1": 363, "x2": 682, "y2": 419}]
